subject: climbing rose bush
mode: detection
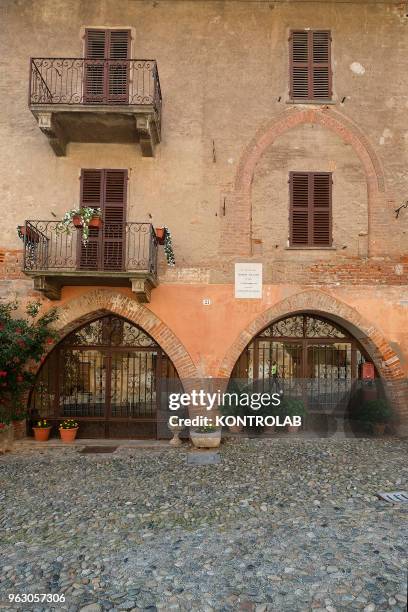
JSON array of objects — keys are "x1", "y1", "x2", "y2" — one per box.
[{"x1": 0, "y1": 300, "x2": 59, "y2": 421}]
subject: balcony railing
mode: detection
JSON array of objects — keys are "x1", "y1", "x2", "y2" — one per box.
[
  {"x1": 22, "y1": 221, "x2": 158, "y2": 277},
  {"x1": 29, "y1": 58, "x2": 162, "y2": 114}
]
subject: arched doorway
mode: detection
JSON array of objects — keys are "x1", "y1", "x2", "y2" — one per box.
[
  {"x1": 30, "y1": 315, "x2": 181, "y2": 439},
  {"x1": 231, "y1": 313, "x2": 379, "y2": 422}
]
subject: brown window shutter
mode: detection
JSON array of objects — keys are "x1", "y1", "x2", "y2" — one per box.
[
  {"x1": 290, "y1": 172, "x2": 332, "y2": 246},
  {"x1": 102, "y1": 170, "x2": 127, "y2": 271},
  {"x1": 78, "y1": 169, "x2": 103, "y2": 269},
  {"x1": 290, "y1": 30, "x2": 331, "y2": 100},
  {"x1": 108, "y1": 30, "x2": 130, "y2": 60},
  {"x1": 312, "y1": 173, "x2": 332, "y2": 246},
  {"x1": 107, "y1": 30, "x2": 130, "y2": 103},
  {"x1": 290, "y1": 172, "x2": 310, "y2": 245},
  {"x1": 84, "y1": 30, "x2": 107, "y2": 103},
  {"x1": 84, "y1": 29, "x2": 130, "y2": 103},
  {"x1": 85, "y1": 30, "x2": 107, "y2": 59},
  {"x1": 312, "y1": 31, "x2": 331, "y2": 99}
]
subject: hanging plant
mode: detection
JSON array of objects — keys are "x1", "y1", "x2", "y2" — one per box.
[
  {"x1": 56, "y1": 207, "x2": 102, "y2": 244},
  {"x1": 163, "y1": 226, "x2": 175, "y2": 266}
]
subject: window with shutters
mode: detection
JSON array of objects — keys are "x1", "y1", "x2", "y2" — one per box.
[
  {"x1": 289, "y1": 30, "x2": 332, "y2": 101},
  {"x1": 289, "y1": 172, "x2": 332, "y2": 247},
  {"x1": 78, "y1": 169, "x2": 128, "y2": 270},
  {"x1": 84, "y1": 29, "x2": 130, "y2": 104}
]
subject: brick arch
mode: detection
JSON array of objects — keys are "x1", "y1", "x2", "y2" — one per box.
[
  {"x1": 39, "y1": 289, "x2": 198, "y2": 380},
  {"x1": 222, "y1": 107, "x2": 387, "y2": 256},
  {"x1": 218, "y1": 289, "x2": 407, "y2": 425}
]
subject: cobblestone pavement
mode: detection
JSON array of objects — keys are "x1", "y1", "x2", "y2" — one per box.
[{"x1": 0, "y1": 438, "x2": 407, "y2": 612}]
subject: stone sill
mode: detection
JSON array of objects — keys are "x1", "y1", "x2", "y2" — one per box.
[
  {"x1": 285, "y1": 247, "x2": 337, "y2": 251},
  {"x1": 286, "y1": 100, "x2": 336, "y2": 105}
]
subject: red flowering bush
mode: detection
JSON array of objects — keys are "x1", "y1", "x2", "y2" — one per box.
[{"x1": 0, "y1": 300, "x2": 59, "y2": 422}]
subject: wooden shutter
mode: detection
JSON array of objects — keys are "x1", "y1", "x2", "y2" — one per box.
[
  {"x1": 78, "y1": 169, "x2": 103, "y2": 269},
  {"x1": 290, "y1": 172, "x2": 332, "y2": 247},
  {"x1": 102, "y1": 170, "x2": 127, "y2": 270},
  {"x1": 290, "y1": 30, "x2": 331, "y2": 100},
  {"x1": 107, "y1": 30, "x2": 130, "y2": 103},
  {"x1": 84, "y1": 29, "x2": 130, "y2": 103},
  {"x1": 84, "y1": 30, "x2": 106, "y2": 103},
  {"x1": 312, "y1": 173, "x2": 331, "y2": 246}
]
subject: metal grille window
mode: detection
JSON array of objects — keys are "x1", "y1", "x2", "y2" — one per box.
[
  {"x1": 289, "y1": 30, "x2": 332, "y2": 101},
  {"x1": 289, "y1": 172, "x2": 332, "y2": 247}
]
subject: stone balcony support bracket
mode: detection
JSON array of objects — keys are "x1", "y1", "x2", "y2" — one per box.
[
  {"x1": 36, "y1": 112, "x2": 67, "y2": 156},
  {"x1": 136, "y1": 116, "x2": 158, "y2": 157},
  {"x1": 130, "y1": 277, "x2": 156, "y2": 303}
]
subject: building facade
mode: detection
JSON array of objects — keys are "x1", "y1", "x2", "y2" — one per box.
[{"x1": 1, "y1": 0, "x2": 408, "y2": 437}]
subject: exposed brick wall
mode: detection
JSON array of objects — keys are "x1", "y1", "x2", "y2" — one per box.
[{"x1": 221, "y1": 107, "x2": 390, "y2": 258}]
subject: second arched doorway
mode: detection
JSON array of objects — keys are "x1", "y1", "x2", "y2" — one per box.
[
  {"x1": 30, "y1": 314, "x2": 181, "y2": 439},
  {"x1": 231, "y1": 313, "x2": 378, "y2": 416}
]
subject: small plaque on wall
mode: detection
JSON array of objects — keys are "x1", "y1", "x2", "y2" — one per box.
[{"x1": 235, "y1": 263, "x2": 263, "y2": 299}]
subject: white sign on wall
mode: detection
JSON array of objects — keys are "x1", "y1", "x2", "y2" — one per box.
[{"x1": 234, "y1": 263, "x2": 263, "y2": 299}]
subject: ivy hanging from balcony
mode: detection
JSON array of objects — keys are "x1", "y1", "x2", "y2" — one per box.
[
  {"x1": 55, "y1": 207, "x2": 103, "y2": 245},
  {"x1": 163, "y1": 226, "x2": 175, "y2": 266}
]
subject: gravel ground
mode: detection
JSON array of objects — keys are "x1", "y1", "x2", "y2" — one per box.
[{"x1": 0, "y1": 438, "x2": 407, "y2": 612}]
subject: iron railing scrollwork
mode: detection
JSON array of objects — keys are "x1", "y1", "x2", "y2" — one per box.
[
  {"x1": 22, "y1": 220, "x2": 158, "y2": 277},
  {"x1": 29, "y1": 58, "x2": 162, "y2": 121}
]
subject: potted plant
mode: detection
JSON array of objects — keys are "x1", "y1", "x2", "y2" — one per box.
[
  {"x1": 279, "y1": 397, "x2": 306, "y2": 433},
  {"x1": 33, "y1": 419, "x2": 52, "y2": 442},
  {"x1": 0, "y1": 300, "x2": 59, "y2": 440},
  {"x1": 59, "y1": 419, "x2": 79, "y2": 443},
  {"x1": 190, "y1": 424, "x2": 222, "y2": 448},
  {"x1": 56, "y1": 207, "x2": 102, "y2": 244},
  {"x1": 155, "y1": 227, "x2": 166, "y2": 245},
  {"x1": 356, "y1": 399, "x2": 392, "y2": 435},
  {"x1": 11, "y1": 409, "x2": 27, "y2": 440}
]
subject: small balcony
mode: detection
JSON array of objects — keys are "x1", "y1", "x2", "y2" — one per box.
[
  {"x1": 29, "y1": 58, "x2": 162, "y2": 156},
  {"x1": 21, "y1": 221, "x2": 158, "y2": 302}
]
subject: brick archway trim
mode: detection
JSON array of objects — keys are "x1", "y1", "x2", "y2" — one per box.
[
  {"x1": 218, "y1": 289, "x2": 407, "y2": 423},
  {"x1": 43, "y1": 289, "x2": 198, "y2": 380},
  {"x1": 222, "y1": 107, "x2": 387, "y2": 256}
]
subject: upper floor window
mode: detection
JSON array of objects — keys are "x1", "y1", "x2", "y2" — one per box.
[
  {"x1": 289, "y1": 30, "x2": 332, "y2": 101},
  {"x1": 79, "y1": 168, "x2": 128, "y2": 270},
  {"x1": 84, "y1": 29, "x2": 131, "y2": 103},
  {"x1": 289, "y1": 172, "x2": 332, "y2": 247}
]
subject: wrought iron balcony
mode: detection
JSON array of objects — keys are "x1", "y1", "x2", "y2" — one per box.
[
  {"x1": 29, "y1": 58, "x2": 162, "y2": 156},
  {"x1": 21, "y1": 220, "x2": 158, "y2": 302}
]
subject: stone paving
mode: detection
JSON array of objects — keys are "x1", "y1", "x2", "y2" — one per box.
[{"x1": 0, "y1": 438, "x2": 407, "y2": 611}]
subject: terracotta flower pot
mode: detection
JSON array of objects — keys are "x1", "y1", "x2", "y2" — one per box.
[
  {"x1": 72, "y1": 215, "x2": 83, "y2": 228},
  {"x1": 373, "y1": 422, "x2": 386, "y2": 436},
  {"x1": 155, "y1": 227, "x2": 166, "y2": 245},
  {"x1": 228, "y1": 424, "x2": 243, "y2": 434},
  {"x1": 88, "y1": 216, "x2": 102, "y2": 229},
  {"x1": 33, "y1": 427, "x2": 51, "y2": 442},
  {"x1": 59, "y1": 427, "x2": 78, "y2": 443},
  {"x1": 12, "y1": 419, "x2": 27, "y2": 440},
  {"x1": 0, "y1": 424, "x2": 14, "y2": 453},
  {"x1": 287, "y1": 425, "x2": 301, "y2": 433}
]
